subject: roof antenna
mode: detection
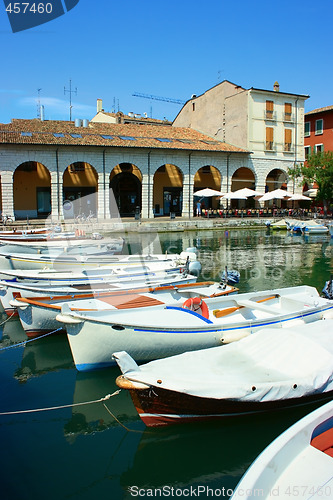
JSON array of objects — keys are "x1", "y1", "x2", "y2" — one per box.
[
  {"x1": 64, "y1": 79, "x2": 77, "y2": 121},
  {"x1": 37, "y1": 88, "x2": 42, "y2": 119}
]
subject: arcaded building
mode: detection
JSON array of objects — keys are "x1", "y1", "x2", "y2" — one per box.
[{"x1": 0, "y1": 80, "x2": 309, "y2": 221}]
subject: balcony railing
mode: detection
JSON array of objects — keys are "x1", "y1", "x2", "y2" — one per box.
[
  {"x1": 265, "y1": 141, "x2": 275, "y2": 151},
  {"x1": 283, "y1": 112, "x2": 294, "y2": 122},
  {"x1": 264, "y1": 110, "x2": 276, "y2": 121},
  {"x1": 284, "y1": 143, "x2": 294, "y2": 153}
]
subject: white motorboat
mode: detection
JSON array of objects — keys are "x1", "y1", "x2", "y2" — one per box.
[
  {"x1": 56, "y1": 285, "x2": 333, "y2": 371},
  {"x1": 114, "y1": 319, "x2": 333, "y2": 427},
  {"x1": 0, "y1": 247, "x2": 200, "y2": 273},
  {"x1": 0, "y1": 268, "x2": 199, "y2": 315},
  {"x1": 231, "y1": 400, "x2": 333, "y2": 499},
  {"x1": 302, "y1": 224, "x2": 330, "y2": 235},
  {"x1": 12, "y1": 281, "x2": 237, "y2": 338}
]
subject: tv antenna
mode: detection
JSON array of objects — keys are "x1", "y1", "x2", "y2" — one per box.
[
  {"x1": 37, "y1": 88, "x2": 42, "y2": 119},
  {"x1": 64, "y1": 79, "x2": 77, "y2": 121}
]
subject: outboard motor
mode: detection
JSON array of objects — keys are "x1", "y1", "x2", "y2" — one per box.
[
  {"x1": 188, "y1": 259, "x2": 202, "y2": 277},
  {"x1": 322, "y1": 277, "x2": 333, "y2": 300},
  {"x1": 221, "y1": 266, "x2": 240, "y2": 285}
]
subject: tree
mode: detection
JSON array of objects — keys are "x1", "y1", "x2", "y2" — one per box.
[
  {"x1": 287, "y1": 163, "x2": 303, "y2": 193},
  {"x1": 301, "y1": 151, "x2": 333, "y2": 215}
]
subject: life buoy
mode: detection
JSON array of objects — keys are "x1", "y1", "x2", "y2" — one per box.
[{"x1": 182, "y1": 297, "x2": 209, "y2": 319}]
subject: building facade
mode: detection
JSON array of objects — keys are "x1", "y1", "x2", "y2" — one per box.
[
  {"x1": 304, "y1": 105, "x2": 333, "y2": 157},
  {"x1": 0, "y1": 118, "x2": 248, "y2": 220},
  {"x1": 173, "y1": 80, "x2": 309, "y2": 195},
  {"x1": 0, "y1": 80, "x2": 310, "y2": 221}
]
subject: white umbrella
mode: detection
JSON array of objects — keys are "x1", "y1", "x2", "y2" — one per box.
[
  {"x1": 258, "y1": 188, "x2": 293, "y2": 202},
  {"x1": 233, "y1": 188, "x2": 264, "y2": 197},
  {"x1": 194, "y1": 188, "x2": 224, "y2": 197},
  {"x1": 222, "y1": 191, "x2": 248, "y2": 200},
  {"x1": 302, "y1": 189, "x2": 317, "y2": 198},
  {"x1": 288, "y1": 193, "x2": 312, "y2": 201}
]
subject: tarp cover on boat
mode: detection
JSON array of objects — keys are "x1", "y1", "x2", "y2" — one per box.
[{"x1": 114, "y1": 319, "x2": 333, "y2": 402}]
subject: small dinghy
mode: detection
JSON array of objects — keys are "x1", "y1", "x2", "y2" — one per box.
[
  {"x1": 57, "y1": 285, "x2": 333, "y2": 372},
  {"x1": 114, "y1": 319, "x2": 333, "y2": 426},
  {"x1": 231, "y1": 400, "x2": 333, "y2": 499}
]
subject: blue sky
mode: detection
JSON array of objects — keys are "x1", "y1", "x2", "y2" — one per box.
[{"x1": 0, "y1": 0, "x2": 332, "y2": 124}]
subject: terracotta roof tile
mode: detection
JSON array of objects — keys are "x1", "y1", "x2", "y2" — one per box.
[
  {"x1": 305, "y1": 105, "x2": 333, "y2": 116},
  {"x1": 0, "y1": 119, "x2": 248, "y2": 153}
]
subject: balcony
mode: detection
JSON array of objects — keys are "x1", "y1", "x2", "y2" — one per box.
[
  {"x1": 283, "y1": 143, "x2": 294, "y2": 153},
  {"x1": 283, "y1": 112, "x2": 294, "y2": 122},
  {"x1": 264, "y1": 110, "x2": 276, "y2": 121},
  {"x1": 265, "y1": 141, "x2": 275, "y2": 152}
]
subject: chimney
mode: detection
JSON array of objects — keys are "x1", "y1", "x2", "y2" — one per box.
[
  {"x1": 97, "y1": 98, "x2": 103, "y2": 113},
  {"x1": 273, "y1": 81, "x2": 280, "y2": 92}
]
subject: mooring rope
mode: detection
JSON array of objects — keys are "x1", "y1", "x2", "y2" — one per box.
[
  {"x1": 0, "y1": 311, "x2": 16, "y2": 326},
  {"x1": 102, "y1": 402, "x2": 143, "y2": 433},
  {"x1": 0, "y1": 390, "x2": 121, "y2": 416},
  {"x1": 0, "y1": 327, "x2": 63, "y2": 352}
]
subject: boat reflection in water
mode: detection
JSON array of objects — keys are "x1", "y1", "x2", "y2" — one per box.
[
  {"x1": 119, "y1": 403, "x2": 328, "y2": 497},
  {"x1": 64, "y1": 367, "x2": 140, "y2": 442},
  {"x1": 14, "y1": 332, "x2": 74, "y2": 383}
]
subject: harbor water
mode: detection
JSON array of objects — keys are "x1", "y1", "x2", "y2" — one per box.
[{"x1": 0, "y1": 228, "x2": 332, "y2": 499}]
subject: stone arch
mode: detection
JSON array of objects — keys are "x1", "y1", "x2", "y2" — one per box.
[
  {"x1": 193, "y1": 165, "x2": 222, "y2": 210},
  {"x1": 109, "y1": 163, "x2": 142, "y2": 217},
  {"x1": 265, "y1": 168, "x2": 288, "y2": 192},
  {"x1": 230, "y1": 166, "x2": 256, "y2": 208},
  {"x1": 63, "y1": 162, "x2": 98, "y2": 218},
  {"x1": 230, "y1": 167, "x2": 256, "y2": 191},
  {"x1": 153, "y1": 164, "x2": 183, "y2": 216},
  {"x1": 13, "y1": 161, "x2": 51, "y2": 219}
]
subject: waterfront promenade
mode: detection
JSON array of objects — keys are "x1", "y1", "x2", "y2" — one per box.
[{"x1": 2, "y1": 213, "x2": 331, "y2": 234}]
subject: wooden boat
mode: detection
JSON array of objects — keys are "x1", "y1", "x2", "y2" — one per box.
[
  {"x1": 0, "y1": 234, "x2": 124, "y2": 251},
  {"x1": 0, "y1": 268, "x2": 198, "y2": 315},
  {"x1": 231, "y1": 400, "x2": 333, "y2": 499},
  {"x1": 56, "y1": 285, "x2": 333, "y2": 372},
  {"x1": 0, "y1": 227, "x2": 57, "y2": 238},
  {"x1": 12, "y1": 281, "x2": 236, "y2": 338},
  {"x1": 114, "y1": 319, "x2": 333, "y2": 427},
  {"x1": 0, "y1": 261, "x2": 191, "y2": 284},
  {"x1": 0, "y1": 248, "x2": 199, "y2": 272}
]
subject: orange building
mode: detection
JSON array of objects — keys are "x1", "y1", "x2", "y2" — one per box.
[{"x1": 304, "y1": 105, "x2": 333, "y2": 157}]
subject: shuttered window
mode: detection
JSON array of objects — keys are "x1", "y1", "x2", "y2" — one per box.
[
  {"x1": 284, "y1": 103, "x2": 292, "y2": 121},
  {"x1": 304, "y1": 122, "x2": 310, "y2": 137},
  {"x1": 266, "y1": 100, "x2": 274, "y2": 119},
  {"x1": 266, "y1": 127, "x2": 274, "y2": 150},
  {"x1": 284, "y1": 129, "x2": 292, "y2": 151},
  {"x1": 315, "y1": 119, "x2": 323, "y2": 135}
]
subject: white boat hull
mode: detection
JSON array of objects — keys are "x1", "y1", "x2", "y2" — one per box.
[
  {"x1": 231, "y1": 400, "x2": 333, "y2": 499},
  {"x1": 58, "y1": 285, "x2": 333, "y2": 371}
]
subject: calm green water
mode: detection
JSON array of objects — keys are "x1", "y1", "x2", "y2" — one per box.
[{"x1": 0, "y1": 228, "x2": 332, "y2": 500}]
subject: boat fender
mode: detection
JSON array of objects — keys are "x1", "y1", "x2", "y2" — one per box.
[{"x1": 182, "y1": 297, "x2": 209, "y2": 319}]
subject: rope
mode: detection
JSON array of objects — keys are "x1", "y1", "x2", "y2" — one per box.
[
  {"x1": 0, "y1": 311, "x2": 16, "y2": 326},
  {"x1": 0, "y1": 390, "x2": 121, "y2": 416},
  {"x1": 102, "y1": 401, "x2": 143, "y2": 433},
  {"x1": 0, "y1": 327, "x2": 63, "y2": 352}
]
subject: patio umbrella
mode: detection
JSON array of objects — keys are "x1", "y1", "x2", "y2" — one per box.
[
  {"x1": 233, "y1": 188, "x2": 264, "y2": 197},
  {"x1": 258, "y1": 188, "x2": 293, "y2": 202},
  {"x1": 288, "y1": 193, "x2": 312, "y2": 201},
  {"x1": 193, "y1": 188, "x2": 225, "y2": 197},
  {"x1": 221, "y1": 191, "x2": 248, "y2": 200}
]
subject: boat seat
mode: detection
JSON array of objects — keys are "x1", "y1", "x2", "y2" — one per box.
[
  {"x1": 311, "y1": 426, "x2": 333, "y2": 457},
  {"x1": 235, "y1": 299, "x2": 281, "y2": 315}
]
